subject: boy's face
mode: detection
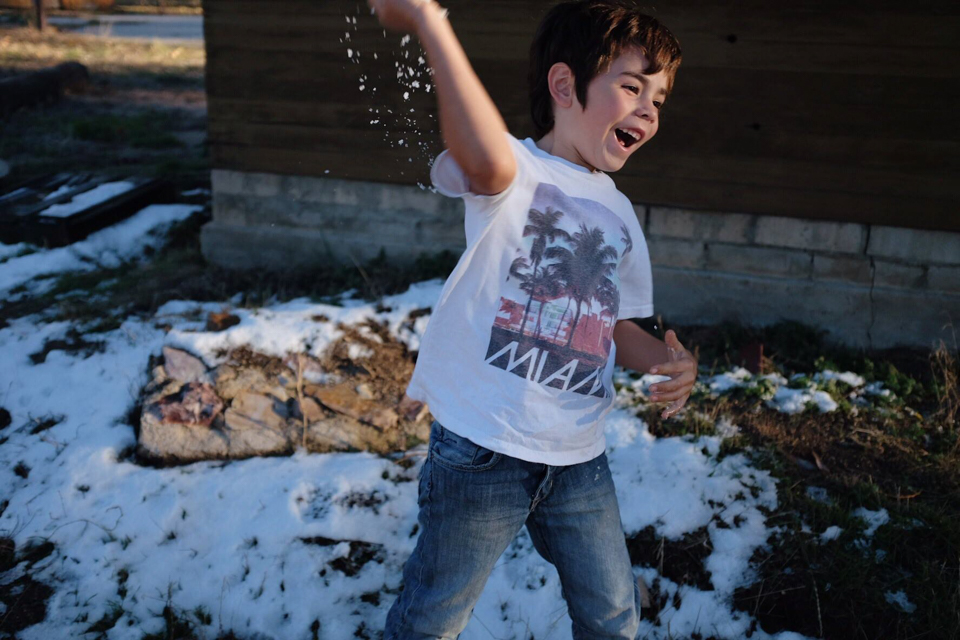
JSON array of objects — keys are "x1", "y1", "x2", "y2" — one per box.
[{"x1": 554, "y1": 48, "x2": 669, "y2": 173}]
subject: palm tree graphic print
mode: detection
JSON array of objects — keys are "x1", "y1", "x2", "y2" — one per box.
[{"x1": 485, "y1": 183, "x2": 633, "y2": 398}]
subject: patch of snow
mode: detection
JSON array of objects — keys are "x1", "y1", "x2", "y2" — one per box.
[
  {"x1": 0, "y1": 204, "x2": 202, "y2": 295},
  {"x1": 347, "y1": 343, "x2": 375, "y2": 360},
  {"x1": 813, "y1": 370, "x2": 865, "y2": 387},
  {"x1": 0, "y1": 242, "x2": 29, "y2": 262},
  {"x1": 37, "y1": 180, "x2": 137, "y2": 218},
  {"x1": 852, "y1": 507, "x2": 890, "y2": 537},
  {"x1": 884, "y1": 590, "x2": 916, "y2": 613},
  {"x1": 819, "y1": 526, "x2": 843, "y2": 542},
  {"x1": 767, "y1": 387, "x2": 837, "y2": 414},
  {"x1": 707, "y1": 367, "x2": 752, "y2": 394},
  {"x1": 42, "y1": 183, "x2": 75, "y2": 200},
  {"x1": 715, "y1": 416, "x2": 740, "y2": 439},
  {"x1": 864, "y1": 381, "x2": 893, "y2": 398},
  {"x1": 806, "y1": 486, "x2": 831, "y2": 504}
]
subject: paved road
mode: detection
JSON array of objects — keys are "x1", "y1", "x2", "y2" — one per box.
[{"x1": 47, "y1": 14, "x2": 203, "y2": 43}]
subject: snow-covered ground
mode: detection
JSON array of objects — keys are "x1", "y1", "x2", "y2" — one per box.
[{"x1": 0, "y1": 213, "x2": 896, "y2": 639}]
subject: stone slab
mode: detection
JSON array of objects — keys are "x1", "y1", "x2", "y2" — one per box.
[
  {"x1": 646, "y1": 236, "x2": 706, "y2": 269},
  {"x1": 812, "y1": 253, "x2": 873, "y2": 286},
  {"x1": 648, "y1": 206, "x2": 754, "y2": 244},
  {"x1": 201, "y1": 221, "x2": 465, "y2": 270},
  {"x1": 705, "y1": 243, "x2": 812, "y2": 279},
  {"x1": 868, "y1": 225, "x2": 960, "y2": 265},
  {"x1": 754, "y1": 216, "x2": 867, "y2": 254}
]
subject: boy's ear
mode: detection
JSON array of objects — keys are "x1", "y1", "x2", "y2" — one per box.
[{"x1": 547, "y1": 62, "x2": 575, "y2": 110}]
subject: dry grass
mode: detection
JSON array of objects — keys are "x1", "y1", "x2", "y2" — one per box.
[
  {"x1": 0, "y1": 24, "x2": 204, "y2": 78},
  {"x1": 930, "y1": 331, "x2": 960, "y2": 449}
]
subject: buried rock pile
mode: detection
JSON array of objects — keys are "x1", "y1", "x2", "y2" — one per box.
[{"x1": 137, "y1": 331, "x2": 431, "y2": 464}]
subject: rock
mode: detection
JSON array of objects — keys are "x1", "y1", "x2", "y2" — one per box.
[
  {"x1": 293, "y1": 396, "x2": 325, "y2": 423},
  {"x1": 355, "y1": 383, "x2": 375, "y2": 400},
  {"x1": 154, "y1": 382, "x2": 224, "y2": 427},
  {"x1": 282, "y1": 354, "x2": 333, "y2": 385},
  {"x1": 213, "y1": 365, "x2": 290, "y2": 402},
  {"x1": 221, "y1": 391, "x2": 298, "y2": 455},
  {"x1": 206, "y1": 311, "x2": 241, "y2": 332},
  {"x1": 139, "y1": 383, "x2": 230, "y2": 462},
  {"x1": 306, "y1": 415, "x2": 403, "y2": 455},
  {"x1": 139, "y1": 388, "x2": 298, "y2": 464},
  {"x1": 310, "y1": 383, "x2": 398, "y2": 430},
  {"x1": 0, "y1": 407, "x2": 10, "y2": 430},
  {"x1": 162, "y1": 346, "x2": 209, "y2": 383}
]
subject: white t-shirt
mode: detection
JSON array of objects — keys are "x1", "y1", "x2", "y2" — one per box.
[{"x1": 405, "y1": 131, "x2": 654, "y2": 465}]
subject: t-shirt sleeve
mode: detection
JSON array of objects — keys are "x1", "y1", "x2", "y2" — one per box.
[
  {"x1": 429, "y1": 131, "x2": 526, "y2": 210},
  {"x1": 617, "y1": 213, "x2": 655, "y2": 319}
]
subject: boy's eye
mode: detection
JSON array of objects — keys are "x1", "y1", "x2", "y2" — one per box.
[
  {"x1": 654, "y1": 101, "x2": 663, "y2": 110},
  {"x1": 623, "y1": 85, "x2": 639, "y2": 94}
]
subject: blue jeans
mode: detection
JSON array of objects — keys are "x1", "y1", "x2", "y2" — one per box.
[{"x1": 384, "y1": 420, "x2": 641, "y2": 639}]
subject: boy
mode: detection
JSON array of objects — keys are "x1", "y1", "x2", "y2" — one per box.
[{"x1": 370, "y1": 0, "x2": 697, "y2": 637}]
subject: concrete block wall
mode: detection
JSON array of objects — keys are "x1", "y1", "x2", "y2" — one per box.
[
  {"x1": 202, "y1": 169, "x2": 960, "y2": 352},
  {"x1": 642, "y1": 205, "x2": 960, "y2": 351},
  {"x1": 202, "y1": 169, "x2": 467, "y2": 268}
]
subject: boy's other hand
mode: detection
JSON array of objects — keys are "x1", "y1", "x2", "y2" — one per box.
[
  {"x1": 368, "y1": 0, "x2": 443, "y2": 34},
  {"x1": 648, "y1": 330, "x2": 697, "y2": 419}
]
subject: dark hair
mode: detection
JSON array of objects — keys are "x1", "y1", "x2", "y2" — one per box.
[{"x1": 528, "y1": 0, "x2": 682, "y2": 138}]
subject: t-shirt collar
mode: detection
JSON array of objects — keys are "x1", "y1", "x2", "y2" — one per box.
[{"x1": 521, "y1": 138, "x2": 607, "y2": 177}]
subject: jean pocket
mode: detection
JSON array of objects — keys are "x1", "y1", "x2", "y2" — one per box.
[{"x1": 430, "y1": 421, "x2": 502, "y2": 472}]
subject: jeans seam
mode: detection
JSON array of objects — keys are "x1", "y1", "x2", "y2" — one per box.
[{"x1": 397, "y1": 451, "x2": 432, "y2": 635}]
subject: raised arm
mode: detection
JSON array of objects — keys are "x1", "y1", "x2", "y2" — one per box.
[{"x1": 369, "y1": 0, "x2": 516, "y2": 195}]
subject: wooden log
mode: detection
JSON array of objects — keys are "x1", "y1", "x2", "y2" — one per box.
[{"x1": 0, "y1": 62, "x2": 90, "y2": 118}]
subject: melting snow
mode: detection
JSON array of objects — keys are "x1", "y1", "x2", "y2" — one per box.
[
  {"x1": 37, "y1": 180, "x2": 138, "y2": 218},
  {"x1": 852, "y1": 507, "x2": 890, "y2": 537}
]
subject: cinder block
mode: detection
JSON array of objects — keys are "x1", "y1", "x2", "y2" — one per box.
[
  {"x1": 246, "y1": 172, "x2": 281, "y2": 198},
  {"x1": 211, "y1": 169, "x2": 245, "y2": 196},
  {"x1": 201, "y1": 221, "x2": 465, "y2": 271},
  {"x1": 211, "y1": 194, "x2": 252, "y2": 225},
  {"x1": 754, "y1": 216, "x2": 867, "y2": 254},
  {"x1": 377, "y1": 181, "x2": 448, "y2": 214},
  {"x1": 868, "y1": 226, "x2": 960, "y2": 266},
  {"x1": 651, "y1": 267, "x2": 873, "y2": 349},
  {"x1": 812, "y1": 253, "x2": 873, "y2": 285},
  {"x1": 646, "y1": 236, "x2": 706, "y2": 269},
  {"x1": 648, "y1": 206, "x2": 754, "y2": 244},
  {"x1": 705, "y1": 243, "x2": 812, "y2": 278},
  {"x1": 873, "y1": 260, "x2": 926, "y2": 290},
  {"x1": 928, "y1": 265, "x2": 960, "y2": 294},
  {"x1": 632, "y1": 204, "x2": 648, "y2": 231}
]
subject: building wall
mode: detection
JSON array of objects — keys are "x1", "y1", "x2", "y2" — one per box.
[
  {"x1": 202, "y1": 0, "x2": 959, "y2": 233},
  {"x1": 202, "y1": 169, "x2": 960, "y2": 351},
  {"x1": 201, "y1": 0, "x2": 960, "y2": 350}
]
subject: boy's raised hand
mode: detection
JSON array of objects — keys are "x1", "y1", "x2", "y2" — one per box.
[
  {"x1": 648, "y1": 330, "x2": 697, "y2": 419},
  {"x1": 368, "y1": 0, "x2": 442, "y2": 33}
]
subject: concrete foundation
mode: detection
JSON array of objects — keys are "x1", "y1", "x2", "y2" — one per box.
[{"x1": 202, "y1": 169, "x2": 960, "y2": 352}]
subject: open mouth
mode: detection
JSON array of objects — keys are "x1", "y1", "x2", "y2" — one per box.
[{"x1": 615, "y1": 128, "x2": 642, "y2": 149}]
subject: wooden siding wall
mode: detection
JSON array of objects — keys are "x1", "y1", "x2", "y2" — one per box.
[{"x1": 204, "y1": 0, "x2": 960, "y2": 232}]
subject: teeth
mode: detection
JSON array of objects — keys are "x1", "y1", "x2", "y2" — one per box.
[{"x1": 619, "y1": 128, "x2": 640, "y2": 141}]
